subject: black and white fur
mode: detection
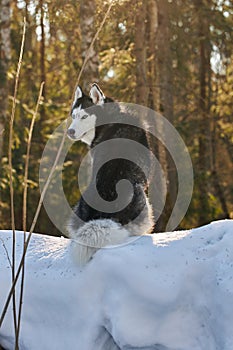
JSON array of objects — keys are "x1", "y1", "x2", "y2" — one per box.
[{"x1": 67, "y1": 84, "x2": 154, "y2": 265}]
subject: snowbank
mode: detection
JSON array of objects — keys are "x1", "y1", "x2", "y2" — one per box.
[{"x1": 0, "y1": 220, "x2": 233, "y2": 350}]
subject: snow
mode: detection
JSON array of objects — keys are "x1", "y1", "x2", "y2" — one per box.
[{"x1": 0, "y1": 220, "x2": 233, "y2": 350}]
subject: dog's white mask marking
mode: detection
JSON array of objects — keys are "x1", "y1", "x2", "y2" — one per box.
[{"x1": 68, "y1": 105, "x2": 96, "y2": 146}]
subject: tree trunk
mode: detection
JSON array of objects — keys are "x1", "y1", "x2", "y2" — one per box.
[
  {"x1": 40, "y1": 0, "x2": 46, "y2": 93},
  {"x1": 147, "y1": 0, "x2": 159, "y2": 111},
  {"x1": 80, "y1": 0, "x2": 99, "y2": 91},
  {"x1": 0, "y1": 0, "x2": 11, "y2": 161},
  {"x1": 153, "y1": 0, "x2": 176, "y2": 231},
  {"x1": 217, "y1": 124, "x2": 233, "y2": 164},
  {"x1": 0, "y1": 0, "x2": 11, "y2": 225},
  {"x1": 146, "y1": 0, "x2": 164, "y2": 232},
  {"x1": 134, "y1": 1, "x2": 148, "y2": 106},
  {"x1": 211, "y1": 117, "x2": 229, "y2": 218},
  {"x1": 195, "y1": 0, "x2": 211, "y2": 226},
  {"x1": 39, "y1": 0, "x2": 46, "y2": 126}
]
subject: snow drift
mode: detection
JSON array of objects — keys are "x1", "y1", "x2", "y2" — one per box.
[{"x1": 0, "y1": 220, "x2": 233, "y2": 350}]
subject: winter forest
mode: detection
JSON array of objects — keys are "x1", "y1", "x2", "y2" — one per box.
[{"x1": 0, "y1": 0, "x2": 232, "y2": 236}]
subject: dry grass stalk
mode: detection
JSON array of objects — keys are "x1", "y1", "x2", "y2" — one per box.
[
  {"x1": 0, "y1": 1, "x2": 114, "y2": 332},
  {"x1": 7, "y1": 17, "x2": 26, "y2": 345},
  {"x1": 15, "y1": 82, "x2": 44, "y2": 348}
]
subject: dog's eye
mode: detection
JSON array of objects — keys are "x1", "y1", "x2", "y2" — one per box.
[
  {"x1": 81, "y1": 114, "x2": 88, "y2": 120},
  {"x1": 71, "y1": 115, "x2": 76, "y2": 120}
]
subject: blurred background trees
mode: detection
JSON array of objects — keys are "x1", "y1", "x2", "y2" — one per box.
[{"x1": 0, "y1": 0, "x2": 232, "y2": 235}]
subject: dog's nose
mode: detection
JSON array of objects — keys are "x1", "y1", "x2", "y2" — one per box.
[{"x1": 67, "y1": 128, "x2": 75, "y2": 137}]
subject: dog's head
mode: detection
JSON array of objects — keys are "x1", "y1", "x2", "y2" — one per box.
[
  {"x1": 67, "y1": 84, "x2": 113, "y2": 145},
  {"x1": 67, "y1": 86, "x2": 96, "y2": 145}
]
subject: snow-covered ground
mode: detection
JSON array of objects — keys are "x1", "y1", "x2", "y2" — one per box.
[{"x1": 0, "y1": 220, "x2": 233, "y2": 350}]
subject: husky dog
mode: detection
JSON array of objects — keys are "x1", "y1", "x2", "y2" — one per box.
[{"x1": 67, "y1": 84, "x2": 154, "y2": 265}]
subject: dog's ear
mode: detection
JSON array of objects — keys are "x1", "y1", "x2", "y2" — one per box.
[
  {"x1": 90, "y1": 83, "x2": 105, "y2": 105},
  {"x1": 72, "y1": 86, "x2": 83, "y2": 106}
]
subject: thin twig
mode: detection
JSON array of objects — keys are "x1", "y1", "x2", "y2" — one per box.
[
  {"x1": 0, "y1": 238, "x2": 12, "y2": 268},
  {"x1": 15, "y1": 82, "x2": 44, "y2": 348},
  {"x1": 8, "y1": 17, "x2": 26, "y2": 345},
  {"x1": 0, "y1": 2, "x2": 114, "y2": 330}
]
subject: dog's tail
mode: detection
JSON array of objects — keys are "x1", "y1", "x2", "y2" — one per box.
[{"x1": 68, "y1": 219, "x2": 130, "y2": 266}]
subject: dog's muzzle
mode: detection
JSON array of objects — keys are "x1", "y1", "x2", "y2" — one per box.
[{"x1": 67, "y1": 128, "x2": 75, "y2": 139}]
